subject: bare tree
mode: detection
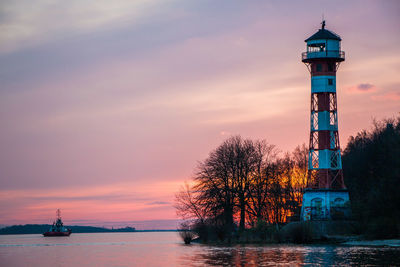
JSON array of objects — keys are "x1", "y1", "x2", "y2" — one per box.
[
  {"x1": 174, "y1": 182, "x2": 206, "y2": 222},
  {"x1": 188, "y1": 136, "x2": 266, "y2": 233},
  {"x1": 245, "y1": 141, "x2": 277, "y2": 225},
  {"x1": 175, "y1": 137, "x2": 310, "y2": 241},
  {"x1": 193, "y1": 137, "x2": 238, "y2": 234}
]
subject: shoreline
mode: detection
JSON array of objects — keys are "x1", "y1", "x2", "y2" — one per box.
[
  {"x1": 342, "y1": 239, "x2": 400, "y2": 247},
  {"x1": 190, "y1": 235, "x2": 400, "y2": 247}
]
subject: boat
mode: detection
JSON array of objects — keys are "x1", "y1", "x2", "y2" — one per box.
[{"x1": 43, "y1": 209, "x2": 71, "y2": 237}]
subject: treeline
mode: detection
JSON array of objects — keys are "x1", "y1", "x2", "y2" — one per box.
[
  {"x1": 0, "y1": 224, "x2": 136, "y2": 235},
  {"x1": 343, "y1": 117, "x2": 400, "y2": 238},
  {"x1": 175, "y1": 136, "x2": 308, "y2": 241}
]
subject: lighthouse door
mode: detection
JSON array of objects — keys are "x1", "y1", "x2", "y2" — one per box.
[{"x1": 311, "y1": 198, "x2": 323, "y2": 220}]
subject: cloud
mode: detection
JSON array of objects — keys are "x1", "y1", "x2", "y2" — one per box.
[
  {"x1": 371, "y1": 92, "x2": 400, "y2": 101},
  {"x1": 347, "y1": 83, "x2": 376, "y2": 94},
  {"x1": 220, "y1": 131, "x2": 231, "y2": 136},
  {"x1": 0, "y1": 0, "x2": 166, "y2": 54},
  {"x1": 26, "y1": 194, "x2": 152, "y2": 203},
  {"x1": 357, "y1": 83, "x2": 374, "y2": 91},
  {"x1": 0, "y1": 180, "x2": 181, "y2": 224},
  {"x1": 147, "y1": 201, "x2": 170, "y2": 206}
]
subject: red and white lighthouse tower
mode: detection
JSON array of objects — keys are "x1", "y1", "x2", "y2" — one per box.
[{"x1": 300, "y1": 21, "x2": 351, "y2": 221}]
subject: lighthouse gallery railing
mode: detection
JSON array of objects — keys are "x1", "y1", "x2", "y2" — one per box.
[{"x1": 302, "y1": 50, "x2": 345, "y2": 61}]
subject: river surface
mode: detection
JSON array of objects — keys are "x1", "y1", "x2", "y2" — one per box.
[{"x1": 1, "y1": 232, "x2": 399, "y2": 266}]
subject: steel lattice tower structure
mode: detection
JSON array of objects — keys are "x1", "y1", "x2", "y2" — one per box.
[{"x1": 300, "y1": 21, "x2": 351, "y2": 221}]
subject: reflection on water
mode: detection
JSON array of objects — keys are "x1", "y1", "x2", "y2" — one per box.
[
  {"x1": 180, "y1": 244, "x2": 400, "y2": 266},
  {"x1": 180, "y1": 245, "x2": 305, "y2": 266},
  {"x1": 1, "y1": 232, "x2": 399, "y2": 266}
]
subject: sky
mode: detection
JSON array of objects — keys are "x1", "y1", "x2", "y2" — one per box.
[{"x1": 0, "y1": 0, "x2": 399, "y2": 229}]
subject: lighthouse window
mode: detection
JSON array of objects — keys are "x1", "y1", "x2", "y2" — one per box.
[
  {"x1": 328, "y1": 63, "x2": 334, "y2": 72},
  {"x1": 328, "y1": 79, "x2": 333, "y2": 85},
  {"x1": 308, "y1": 43, "x2": 325, "y2": 52},
  {"x1": 334, "y1": 198, "x2": 345, "y2": 207},
  {"x1": 316, "y1": 64, "x2": 322, "y2": 72}
]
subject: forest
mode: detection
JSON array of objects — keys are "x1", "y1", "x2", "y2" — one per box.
[
  {"x1": 343, "y1": 117, "x2": 400, "y2": 238},
  {"x1": 175, "y1": 117, "x2": 400, "y2": 242}
]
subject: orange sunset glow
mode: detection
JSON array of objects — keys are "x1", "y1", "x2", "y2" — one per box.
[{"x1": 0, "y1": 0, "x2": 399, "y2": 229}]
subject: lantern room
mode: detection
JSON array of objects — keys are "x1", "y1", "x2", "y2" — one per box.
[{"x1": 302, "y1": 21, "x2": 345, "y2": 63}]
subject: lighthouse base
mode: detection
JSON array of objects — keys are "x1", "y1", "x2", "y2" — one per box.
[{"x1": 301, "y1": 189, "x2": 351, "y2": 221}]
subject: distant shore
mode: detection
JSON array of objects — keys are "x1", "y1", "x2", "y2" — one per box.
[{"x1": 0, "y1": 224, "x2": 178, "y2": 235}]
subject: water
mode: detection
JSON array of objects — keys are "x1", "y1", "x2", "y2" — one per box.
[{"x1": 1, "y1": 232, "x2": 399, "y2": 266}]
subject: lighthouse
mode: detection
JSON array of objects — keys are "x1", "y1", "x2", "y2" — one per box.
[{"x1": 300, "y1": 21, "x2": 351, "y2": 221}]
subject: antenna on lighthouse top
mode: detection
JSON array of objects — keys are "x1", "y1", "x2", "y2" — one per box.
[
  {"x1": 56, "y1": 209, "x2": 61, "y2": 220},
  {"x1": 321, "y1": 19, "x2": 326, "y2": 29}
]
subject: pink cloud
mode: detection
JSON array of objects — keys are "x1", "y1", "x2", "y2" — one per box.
[
  {"x1": 371, "y1": 92, "x2": 400, "y2": 101},
  {"x1": 220, "y1": 131, "x2": 232, "y2": 136},
  {"x1": 347, "y1": 83, "x2": 376, "y2": 94},
  {"x1": 0, "y1": 181, "x2": 182, "y2": 226}
]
